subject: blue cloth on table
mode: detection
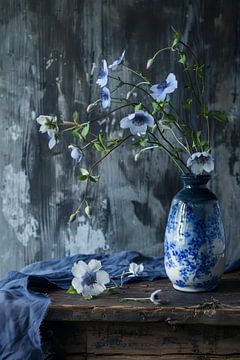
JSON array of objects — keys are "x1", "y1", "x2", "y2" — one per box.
[
  {"x1": 0, "y1": 250, "x2": 238, "y2": 359},
  {"x1": 0, "y1": 251, "x2": 166, "y2": 359}
]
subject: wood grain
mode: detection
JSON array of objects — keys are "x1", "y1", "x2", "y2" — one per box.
[{"x1": 0, "y1": 0, "x2": 240, "y2": 277}]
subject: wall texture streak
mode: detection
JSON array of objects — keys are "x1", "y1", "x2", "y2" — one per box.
[{"x1": 0, "y1": 0, "x2": 239, "y2": 277}]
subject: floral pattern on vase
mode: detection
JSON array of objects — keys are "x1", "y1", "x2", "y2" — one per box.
[{"x1": 164, "y1": 175, "x2": 225, "y2": 292}]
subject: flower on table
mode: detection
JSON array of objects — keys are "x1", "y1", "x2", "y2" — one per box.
[
  {"x1": 71, "y1": 259, "x2": 110, "y2": 297},
  {"x1": 120, "y1": 110, "x2": 154, "y2": 135},
  {"x1": 96, "y1": 59, "x2": 108, "y2": 88},
  {"x1": 36, "y1": 115, "x2": 59, "y2": 149},
  {"x1": 101, "y1": 87, "x2": 111, "y2": 109},
  {"x1": 150, "y1": 289, "x2": 162, "y2": 305},
  {"x1": 68, "y1": 145, "x2": 83, "y2": 163},
  {"x1": 187, "y1": 152, "x2": 214, "y2": 175},
  {"x1": 109, "y1": 50, "x2": 126, "y2": 70},
  {"x1": 128, "y1": 262, "x2": 144, "y2": 277},
  {"x1": 150, "y1": 73, "x2": 177, "y2": 101}
]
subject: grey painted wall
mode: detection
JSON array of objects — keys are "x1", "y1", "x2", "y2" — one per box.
[{"x1": 0, "y1": 0, "x2": 239, "y2": 278}]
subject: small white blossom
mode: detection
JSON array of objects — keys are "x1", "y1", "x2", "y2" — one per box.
[
  {"x1": 71, "y1": 259, "x2": 110, "y2": 297},
  {"x1": 36, "y1": 115, "x2": 59, "y2": 149},
  {"x1": 128, "y1": 262, "x2": 144, "y2": 277}
]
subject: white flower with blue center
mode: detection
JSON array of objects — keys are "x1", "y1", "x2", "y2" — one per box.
[
  {"x1": 120, "y1": 110, "x2": 154, "y2": 135},
  {"x1": 36, "y1": 115, "x2": 59, "y2": 149},
  {"x1": 101, "y1": 87, "x2": 111, "y2": 109},
  {"x1": 109, "y1": 50, "x2": 125, "y2": 70},
  {"x1": 187, "y1": 152, "x2": 214, "y2": 175},
  {"x1": 150, "y1": 73, "x2": 178, "y2": 102},
  {"x1": 68, "y1": 145, "x2": 83, "y2": 163},
  {"x1": 96, "y1": 59, "x2": 108, "y2": 88},
  {"x1": 128, "y1": 262, "x2": 144, "y2": 277},
  {"x1": 71, "y1": 259, "x2": 110, "y2": 297}
]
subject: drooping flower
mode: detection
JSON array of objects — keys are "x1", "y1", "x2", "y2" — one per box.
[
  {"x1": 150, "y1": 289, "x2": 162, "y2": 305},
  {"x1": 68, "y1": 145, "x2": 83, "y2": 163},
  {"x1": 36, "y1": 115, "x2": 59, "y2": 149},
  {"x1": 120, "y1": 110, "x2": 154, "y2": 135},
  {"x1": 128, "y1": 262, "x2": 144, "y2": 277},
  {"x1": 101, "y1": 87, "x2": 111, "y2": 109},
  {"x1": 48, "y1": 132, "x2": 59, "y2": 150},
  {"x1": 187, "y1": 152, "x2": 214, "y2": 175},
  {"x1": 150, "y1": 73, "x2": 178, "y2": 102},
  {"x1": 71, "y1": 259, "x2": 110, "y2": 297},
  {"x1": 96, "y1": 59, "x2": 108, "y2": 88},
  {"x1": 109, "y1": 50, "x2": 125, "y2": 70}
]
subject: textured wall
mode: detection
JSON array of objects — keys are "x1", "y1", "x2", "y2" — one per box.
[{"x1": 0, "y1": 0, "x2": 239, "y2": 277}]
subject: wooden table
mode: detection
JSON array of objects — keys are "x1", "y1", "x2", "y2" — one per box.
[{"x1": 42, "y1": 271, "x2": 240, "y2": 359}]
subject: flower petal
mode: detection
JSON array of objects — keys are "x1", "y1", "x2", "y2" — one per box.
[
  {"x1": 36, "y1": 115, "x2": 47, "y2": 125},
  {"x1": 120, "y1": 116, "x2": 132, "y2": 129},
  {"x1": 48, "y1": 136, "x2": 56, "y2": 150},
  {"x1": 88, "y1": 259, "x2": 102, "y2": 272},
  {"x1": 96, "y1": 270, "x2": 110, "y2": 285},
  {"x1": 82, "y1": 283, "x2": 106, "y2": 297},
  {"x1": 72, "y1": 277, "x2": 83, "y2": 294},
  {"x1": 72, "y1": 260, "x2": 88, "y2": 278}
]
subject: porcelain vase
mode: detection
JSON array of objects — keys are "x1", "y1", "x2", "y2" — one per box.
[{"x1": 164, "y1": 175, "x2": 225, "y2": 292}]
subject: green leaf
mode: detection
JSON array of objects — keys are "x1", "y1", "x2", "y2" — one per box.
[
  {"x1": 163, "y1": 113, "x2": 176, "y2": 123},
  {"x1": 83, "y1": 294, "x2": 93, "y2": 300},
  {"x1": 209, "y1": 111, "x2": 229, "y2": 124},
  {"x1": 67, "y1": 285, "x2": 77, "y2": 294},
  {"x1": 182, "y1": 98, "x2": 192, "y2": 110},
  {"x1": 98, "y1": 134, "x2": 106, "y2": 149},
  {"x1": 171, "y1": 27, "x2": 181, "y2": 50},
  {"x1": 85, "y1": 205, "x2": 91, "y2": 218},
  {"x1": 135, "y1": 103, "x2": 142, "y2": 111},
  {"x1": 79, "y1": 168, "x2": 89, "y2": 181},
  {"x1": 132, "y1": 138, "x2": 148, "y2": 148},
  {"x1": 81, "y1": 123, "x2": 90, "y2": 139},
  {"x1": 72, "y1": 129, "x2": 82, "y2": 140},
  {"x1": 94, "y1": 142, "x2": 105, "y2": 152},
  {"x1": 89, "y1": 175, "x2": 100, "y2": 183},
  {"x1": 151, "y1": 101, "x2": 159, "y2": 115},
  {"x1": 73, "y1": 111, "x2": 79, "y2": 123},
  {"x1": 178, "y1": 52, "x2": 186, "y2": 65}
]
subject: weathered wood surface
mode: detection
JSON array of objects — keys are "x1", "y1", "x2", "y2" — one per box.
[
  {"x1": 0, "y1": 0, "x2": 240, "y2": 278},
  {"x1": 42, "y1": 271, "x2": 240, "y2": 359},
  {"x1": 46, "y1": 271, "x2": 240, "y2": 325}
]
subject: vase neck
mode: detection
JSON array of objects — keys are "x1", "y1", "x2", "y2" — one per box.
[{"x1": 181, "y1": 175, "x2": 211, "y2": 188}]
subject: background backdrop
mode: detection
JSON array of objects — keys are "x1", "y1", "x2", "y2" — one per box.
[{"x1": 0, "y1": 0, "x2": 239, "y2": 278}]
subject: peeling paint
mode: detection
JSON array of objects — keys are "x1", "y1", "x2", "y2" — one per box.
[
  {"x1": 0, "y1": 165, "x2": 39, "y2": 246},
  {"x1": 65, "y1": 216, "x2": 109, "y2": 255}
]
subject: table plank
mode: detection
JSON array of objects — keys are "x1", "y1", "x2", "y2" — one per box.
[{"x1": 46, "y1": 271, "x2": 240, "y2": 325}]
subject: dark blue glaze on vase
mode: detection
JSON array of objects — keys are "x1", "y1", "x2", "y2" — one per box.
[{"x1": 164, "y1": 175, "x2": 225, "y2": 292}]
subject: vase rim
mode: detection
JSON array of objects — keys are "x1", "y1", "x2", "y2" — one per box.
[{"x1": 181, "y1": 174, "x2": 211, "y2": 186}]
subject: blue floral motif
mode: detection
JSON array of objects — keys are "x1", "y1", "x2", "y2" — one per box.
[{"x1": 164, "y1": 183, "x2": 225, "y2": 292}]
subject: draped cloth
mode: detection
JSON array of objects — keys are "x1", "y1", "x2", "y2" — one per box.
[{"x1": 0, "y1": 250, "x2": 237, "y2": 359}]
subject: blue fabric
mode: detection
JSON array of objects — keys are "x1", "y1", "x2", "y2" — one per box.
[
  {"x1": 0, "y1": 250, "x2": 238, "y2": 359},
  {"x1": 0, "y1": 251, "x2": 166, "y2": 359}
]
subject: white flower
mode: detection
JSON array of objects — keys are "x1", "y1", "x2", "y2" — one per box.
[
  {"x1": 36, "y1": 115, "x2": 59, "y2": 149},
  {"x1": 187, "y1": 152, "x2": 214, "y2": 175},
  {"x1": 128, "y1": 262, "x2": 144, "y2": 277},
  {"x1": 71, "y1": 259, "x2": 110, "y2": 297},
  {"x1": 96, "y1": 60, "x2": 108, "y2": 88},
  {"x1": 109, "y1": 50, "x2": 125, "y2": 70}
]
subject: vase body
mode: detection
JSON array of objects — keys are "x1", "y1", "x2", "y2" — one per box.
[{"x1": 164, "y1": 175, "x2": 225, "y2": 292}]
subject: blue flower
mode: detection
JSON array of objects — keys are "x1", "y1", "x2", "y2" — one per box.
[
  {"x1": 101, "y1": 87, "x2": 111, "y2": 109},
  {"x1": 68, "y1": 145, "x2": 83, "y2": 163},
  {"x1": 120, "y1": 110, "x2": 154, "y2": 135},
  {"x1": 150, "y1": 73, "x2": 177, "y2": 101},
  {"x1": 109, "y1": 50, "x2": 125, "y2": 70},
  {"x1": 71, "y1": 259, "x2": 110, "y2": 297},
  {"x1": 187, "y1": 152, "x2": 214, "y2": 175},
  {"x1": 96, "y1": 59, "x2": 108, "y2": 88}
]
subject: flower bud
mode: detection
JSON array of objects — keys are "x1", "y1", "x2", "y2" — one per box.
[{"x1": 146, "y1": 58, "x2": 154, "y2": 70}]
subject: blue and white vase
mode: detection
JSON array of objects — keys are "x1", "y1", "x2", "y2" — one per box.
[{"x1": 164, "y1": 175, "x2": 225, "y2": 292}]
